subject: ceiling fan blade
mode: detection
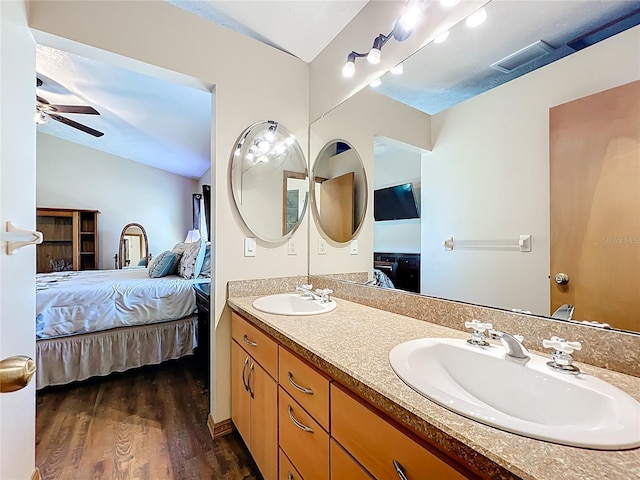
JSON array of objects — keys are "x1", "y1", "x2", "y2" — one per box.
[
  {"x1": 48, "y1": 104, "x2": 100, "y2": 115},
  {"x1": 48, "y1": 114, "x2": 104, "y2": 138},
  {"x1": 36, "y1": 95, "x2": 50, "y2": 105}
]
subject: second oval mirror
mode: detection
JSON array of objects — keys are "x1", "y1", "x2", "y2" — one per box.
[
  {"x1": 311, "y1": 140, "x2": 367, "y2": 243},
  {"x1": 231, "y1": 120, "x2": 308, "y2": 243}
]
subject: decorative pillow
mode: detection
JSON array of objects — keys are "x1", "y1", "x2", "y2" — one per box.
[
  {"x1": 171, "y1": 242, "x2": 190, "y2": 256},
  {"x1": 199, "y1": 243, "x2": 212, "y2": 277},
  {"x1": 178, "y1": 240, "x2": 206, "y2": 279},
  {"x1": 148, "y1": 250, "x2": 179, "y2": 278}
]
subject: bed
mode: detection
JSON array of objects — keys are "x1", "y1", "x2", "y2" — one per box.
[{"x1": 35, "y1": 268, "x2": 210, "y2": 389}]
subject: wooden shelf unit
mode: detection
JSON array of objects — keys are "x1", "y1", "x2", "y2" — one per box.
[{"x1": 36, "y1": 208, "x2": 100, "y2": 273}]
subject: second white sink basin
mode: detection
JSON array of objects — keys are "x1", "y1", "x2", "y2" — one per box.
[
  {"x1": 252, "y1": 293, "x2": 336, "y2": 316},
  {"x1": 389, "y1": 337, "x2": 640, "y2": 450}
]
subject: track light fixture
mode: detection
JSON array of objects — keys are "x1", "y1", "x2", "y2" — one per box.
[{"x1": 342, "y1": 2, "x2": 423, "y2": 78}]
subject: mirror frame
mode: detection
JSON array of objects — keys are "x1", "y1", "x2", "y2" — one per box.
[
  {"x1": 310, "y1": 139, "x2": 368, "y2": 245},
  {"x1": 230, "y1": 120, "x2": 309, "y2": 243},
  {"x1": 118, "y1": 223, "x2": 149, "y2": 269}
]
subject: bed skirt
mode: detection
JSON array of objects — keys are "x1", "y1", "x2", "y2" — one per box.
[{"x1": 35, "y1": 315, "x2": 198, "y2": 389}]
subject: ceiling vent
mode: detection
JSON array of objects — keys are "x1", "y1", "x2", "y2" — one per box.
[{"x1": 490, "y1": 40, "x2": 555, "y2": 74}]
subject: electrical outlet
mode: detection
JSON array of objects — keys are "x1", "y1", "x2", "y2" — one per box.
[
  {"x1": 244, "y1": 237, "x2": 256, "y2": 257},
  {"x1": 350, "y1": 239, "x2": 358, "y2": 255},
  {"x1": 318, "y1": 238, "x2": 327, "y2": 255},
  {"x1": 287, "y1": 238, "x2": 297, "y2": 255}
]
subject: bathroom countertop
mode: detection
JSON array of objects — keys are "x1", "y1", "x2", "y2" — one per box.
[{"x1": 227, "y1": 295, "x2": 640, "y2": 480}]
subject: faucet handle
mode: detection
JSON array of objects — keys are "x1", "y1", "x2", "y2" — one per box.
[
  {"x1": 542, "y1": 336, "x2": 582, "y2": 354},
  {"x1": 316, "y1": 288, "x2": 333, "y2": 302},
  {"x1": 300, "y1": 284, "x2": 313, "y2": 290},
  {"x1": 464, "y1": 320, "x2": 493, "y2": 333},
  {"x1": 465, "y1": 320, "x2": 493, "y2": 346}
]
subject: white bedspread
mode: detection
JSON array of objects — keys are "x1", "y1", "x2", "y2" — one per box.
[{"x1": 36, "y1": 269, "x2": 208, "y2": 339}]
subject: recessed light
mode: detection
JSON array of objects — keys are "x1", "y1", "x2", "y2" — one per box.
[
  {"x1": 370, "y1": 78, "x2": 382, "y2": 88},
  {"x1": 466, "y1": 7, "x2": 487, "y2": 28},
  {"x1": 434, "y1": 30, "x2": 450, "y2": 44}
]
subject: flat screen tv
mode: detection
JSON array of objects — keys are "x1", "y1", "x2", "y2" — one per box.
[{"x1": 374, "y1": 183, "x2": 420, "y2": 221}]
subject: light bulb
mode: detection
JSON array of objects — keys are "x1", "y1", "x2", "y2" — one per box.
[
  {"x1": 275, "y1": 144, "x2": 286, "y2": 155},
  {"x1": 264, "y1": 130, "x2": 275, "y2": 142},
  {"x1": 466, "y1": 7, "x2": 487, "y2": 28},
  {"x1": 434, "y1": 30, "x2": 450, "y2": 44},
  {"x1": 367, "y1": 47, "x2": 381, "y2": 64},
  {"x1": 342, "y1": 59, "x2": 356, "y2": 78},
  {"x1": 258, "y1": 140, "x2": 270, "y2": 153},
  {"x1": 369, "y1": 78, "x2": 382, "y2": 88},
  {"x1": 390, "y1": 63, "x2": 404, "y2": 75},
  {"x1": 398, "y1": 4, "x2": 422, "y2": 30}
]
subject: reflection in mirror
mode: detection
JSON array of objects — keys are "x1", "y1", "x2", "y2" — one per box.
[
  {"x1": 313, "y1": 3, "x2": 640, "y2": 333},
  {"x1": 311, "y1": 140, "x2": 367, "y2": 244},
  {"x1": 117, "y1": 223, "x2": 149, "y2": 269},
  {"x1": 231, "y1": 120, "x2": 308, "y2": 243}
]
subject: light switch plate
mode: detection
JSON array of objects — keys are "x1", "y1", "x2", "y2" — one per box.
[
  {"x1": 244, "y1": 237, "x2": 256, "y2": 257},
  {"x1": 350, "y1": 239, "x2": 358, "y2": 255},
  {"x1": 318, "y1": 238, "x2": 327, "y2": 255},
  {"x1": 287, "y1": 238, "x2": 297, "y2": 255}
]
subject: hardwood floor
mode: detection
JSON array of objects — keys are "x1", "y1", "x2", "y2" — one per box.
[{"x1": 36, "y1": 358, "x2": 262, "y2": 480}]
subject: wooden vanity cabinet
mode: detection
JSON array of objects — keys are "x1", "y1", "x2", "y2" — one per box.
[
  {"x1": 231, "y1": 313, "x2": 278, "y2": 480},
  {"x1": 331, "y1": 384, "x2": 469, "y2": 480},
  {"x1": 230, "y1": 311, "x2": 479, "y2": 480}
]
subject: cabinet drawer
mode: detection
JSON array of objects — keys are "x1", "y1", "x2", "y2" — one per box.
[
  {"x1": 279, "y1": 347, "x2": 331, "y2": 431},
  {"x1": 330, "y1": 439, "x2": 374, "y2": 480},
  {"x1": 279, "y1": 448, "x2": 303, "y2": 480},
  {"x1": 279, "y1": 387, "x2": 329, "y2": 480},
  {"x1": 331, "y1": 384, "x2": 467, "y2": 480},
  {"x1": 232, "y1": 312, "x2": 278, "y2": 379}
]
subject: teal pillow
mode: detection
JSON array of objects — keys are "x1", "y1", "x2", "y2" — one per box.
[
  {"x1": 148, "y1": 250, "x2": 179, "y2": 278},
  {"x1": 200, "y1": 243, "x2": 211, "y2": 277}
]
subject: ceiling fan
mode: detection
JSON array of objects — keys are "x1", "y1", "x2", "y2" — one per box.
[{"x1": 36, "y1": 77, "x2": 104, "y2": 138}]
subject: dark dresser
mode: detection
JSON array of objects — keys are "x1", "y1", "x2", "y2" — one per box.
[{"x1": 193, "y1": 282, "x2": 210, "y2": 385}]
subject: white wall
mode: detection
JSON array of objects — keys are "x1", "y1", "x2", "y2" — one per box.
[
  {"x1": 421, "y1": 26, "x2": 640, "y2": 316},
  {"x1": 0, "y1": 1, "x2": 37, "y2": 477},
  {"x1": 374, "y1": 148, "x2": 422, "y2": 255},
  {"x1": 37, "y1": 133, "x2": 197, "y2": 269},
  {"x1": 28, "y1": 0, "x2": 309, "y2": 422}
]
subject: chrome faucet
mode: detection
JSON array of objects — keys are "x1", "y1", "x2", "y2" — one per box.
[
  {"x1": 296, "y1": 284, "x2": 321, "y2": 300},
  {"x1": 489, "y1": 330, "x2": 529, "y2": 360}
]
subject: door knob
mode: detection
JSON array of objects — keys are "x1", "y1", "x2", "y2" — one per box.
[
  {"x1": 554, "y1": 273, "x2": 569, "y2": 285},
  {"x1": 1, "y1": 355, "x2": 36, "y2": 393}
]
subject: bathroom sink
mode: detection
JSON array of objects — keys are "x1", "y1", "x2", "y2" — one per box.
[
  {"x1": 389, "y1": 338, "x2": 640, "y2": 450},
  {"x1": 252, "y1": 293, "x2": 336, "y2": 316}
]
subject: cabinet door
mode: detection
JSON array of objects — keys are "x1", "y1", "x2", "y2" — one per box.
[
  {"x1": 330, "y1": 439, "x2": 374, "y2": 480},
  {"x1": 250, "y1": 360, "x2": 278, "y2": 480},
  {"x1": 231, "y1": 341, "x2": 251, "y2": 446}
]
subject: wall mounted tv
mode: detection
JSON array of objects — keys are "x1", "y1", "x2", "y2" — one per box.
[{"x1": 374, "y1": 183, "x2": 420, "y2": 221}]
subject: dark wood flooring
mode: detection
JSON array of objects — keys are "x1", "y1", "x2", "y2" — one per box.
[{"x1": 36, "y1": 358, "x2": 261, "y2": 480}]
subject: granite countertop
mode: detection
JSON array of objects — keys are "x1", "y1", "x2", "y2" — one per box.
[{"x1": 227, "y1": 295, "x2": 640, "y2": 480}]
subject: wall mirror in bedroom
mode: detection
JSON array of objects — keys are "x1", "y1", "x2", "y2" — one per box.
[
  {"x1": 117, "y1": 223, "x2": 149, "y2": 269},
  {"x1": 308, "y1": 2, "x2": 640, "y2": 334},
  {"x1": 230, "y1": 120, "x2": 309, "y2": 243},
  {"x1": 311, "y1": 140, "x2": 367, "y2": 244}
]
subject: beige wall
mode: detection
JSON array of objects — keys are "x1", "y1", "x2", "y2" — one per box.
[
  {"x1": 28, "y1": 0, "x2": 309, "y2": 422},
  {"x1": 36, "y1": 133, "x2": 197, "y2": 268},
  {"x1": 309, "y1": 88, "x2": 431, "y2": 276},
  {"x1": 421, "y1": 25, "x2": 640, "y2": 316}
]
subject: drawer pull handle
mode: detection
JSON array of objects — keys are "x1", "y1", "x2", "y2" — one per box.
[
  {"x1": 393, "y1": 460, "x2": 409, "y2": 480},
  {"x1": 241, "y1": 357, "x2": 250, "y2": 392},
  {"x1": 288, "y1": 372, "x2": 314, "y2": 395},
  {"x1": 243, "y1": 334, "x2": 258, "y2": 347},
  {"x1": 287, "y1": 405, "x2": 314, "y2": 433},
  {"x1": 247, "y1": 363, "x2": 255, "y2": 398}
]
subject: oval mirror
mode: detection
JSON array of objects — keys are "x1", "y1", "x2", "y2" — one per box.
[
  {"x1": 117, "y1": 223, "x2": 149, "y2": 269},
  {"x1": 311, "y1": 140, "x2": 368, "y2": 243},
  {"x1": 230, "y1": 120, "x2": 308, "y2": 243}
]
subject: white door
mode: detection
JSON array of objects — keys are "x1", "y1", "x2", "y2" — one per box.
[{"x1": 0, "y1": 1, "x2": 38, "y2": 479}]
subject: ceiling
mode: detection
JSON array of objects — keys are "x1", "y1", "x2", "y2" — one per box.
[{"x1": 36, "y1": 0, "x2": 639, "y2": 178}]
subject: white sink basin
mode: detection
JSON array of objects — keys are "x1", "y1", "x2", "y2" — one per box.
[
  {"x1": 252, "y1": 293, "x2": 336, "y2": 316},
  {"x1": 389, "y1": 338, "x2": 640, "y2": 450}
]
